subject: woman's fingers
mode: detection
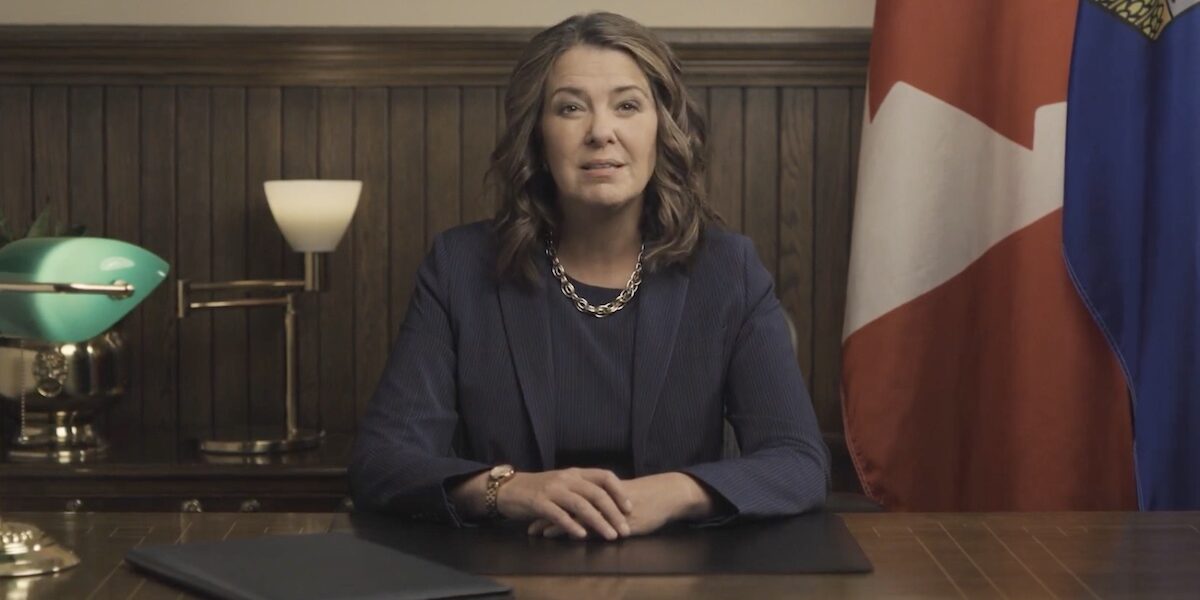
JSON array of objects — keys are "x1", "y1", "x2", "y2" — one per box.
[
  {"x1": 587, "y1": 469, "x2": 635, "y2": 515},
  {"x1": 533, "y1": 499, "x2": 588, "y2": 539},
  {"x1": 525, "y1": 519, "x2": 570, "y2": 539},
  {"x1": 575, "y1": 478, "x2": 631, "y2": 537},
  {"x1": 527, "y1": 519, "x2": 551, "y2": 536},
  {"x1": 563, "y1": 494, "x2": 619, "y2": 540}
]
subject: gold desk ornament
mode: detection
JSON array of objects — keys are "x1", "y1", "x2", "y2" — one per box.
[
  {"x1": 0, "y1": 515, "x2": 79, "y2": 578},
  {"x1": 177, "y1": 180, "x2": 360, "y2": 455}
]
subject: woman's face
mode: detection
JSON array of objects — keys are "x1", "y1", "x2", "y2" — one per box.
[{"x1": 539, "y1": 45, "x2": 658, "y2": 216}]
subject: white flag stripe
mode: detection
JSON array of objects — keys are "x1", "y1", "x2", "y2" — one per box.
[{"x1": 843, "y1": 82, "x2": 1066, "y2": 338}]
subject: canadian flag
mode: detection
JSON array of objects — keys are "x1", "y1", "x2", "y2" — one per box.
[{"x1": 841, "y1": 0, "x2": 1136, "y2": 511}]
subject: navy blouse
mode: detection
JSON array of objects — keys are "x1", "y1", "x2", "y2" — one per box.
[{"x1": 547, "y1": 275, "x2": 639, "y2": 479}]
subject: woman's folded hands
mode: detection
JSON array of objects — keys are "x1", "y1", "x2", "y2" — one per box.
[{"x1": 504, "y1": 469, "x2": 714, "y2": 540}]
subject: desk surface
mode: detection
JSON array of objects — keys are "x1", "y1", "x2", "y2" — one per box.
[{"x1": 3, "y1": 511, "x2": 1199, "y2": 599}]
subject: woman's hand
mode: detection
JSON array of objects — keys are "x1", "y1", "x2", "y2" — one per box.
[
  {"x1": 497, "y1": 468, "x2": 633, "y2": 540},
  {"x1": 527, "y1": 472, "x2": 715, "y2": 539}
]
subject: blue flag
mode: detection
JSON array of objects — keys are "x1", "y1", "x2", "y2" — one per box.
[{"x1": 1064, "y1": 0, "x2": 1200, "y2": 509}]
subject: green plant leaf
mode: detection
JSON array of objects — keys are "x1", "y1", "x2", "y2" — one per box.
[
  {"x1": 26, "y1": 207, "x2": 53, "y2": 238},
  {"x1": 0, "y1": 215, "x2": 12, "y2": 247},
  {"x1": 0, "y1": 206, "x2": 84, "y2": 247}
]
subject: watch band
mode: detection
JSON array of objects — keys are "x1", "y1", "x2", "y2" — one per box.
[{"x1": 484, "y1": 464, "x2": 515, "y2": 519}]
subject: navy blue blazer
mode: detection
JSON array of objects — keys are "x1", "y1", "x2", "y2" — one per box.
[{"x1": 350, "y1": 221, "x2": 829, "y2": 525}]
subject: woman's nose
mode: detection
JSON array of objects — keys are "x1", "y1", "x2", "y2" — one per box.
[{"x1": 584, "y1": 110, "x2": 617, "y2": 146}]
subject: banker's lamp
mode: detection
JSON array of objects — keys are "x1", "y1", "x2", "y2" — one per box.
[
  {"x1": 177, "y1": 179, "x2": 360, "y2": 455},
  {"x1": 0, "y1": 237, "x2": 169, "y2": 577}
]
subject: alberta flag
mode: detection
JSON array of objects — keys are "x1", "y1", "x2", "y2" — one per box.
[
  {"x1": 842, "y1": 0, "x2": 1147, "y2": 511},
  {"x1": 1064, "y1": 0, "x2": 1200, "y2": 509}
]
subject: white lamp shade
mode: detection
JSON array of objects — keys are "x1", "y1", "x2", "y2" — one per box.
[{"x1": 264, "y1": 180, "x2": 362, "y2": 252}]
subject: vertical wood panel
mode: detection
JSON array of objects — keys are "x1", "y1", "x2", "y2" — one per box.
[
  {"x1": 425, "y1": 87, "x2": 460, "y2": 245},
  {"x1": 691, "y1": 86, "x2": 709, "y2": 124},
  {"x1": 496, "y1": 87, "x2": 507, "y2": 144},
  {"x1": 707, "y1": 88, "x2": 743, "y2": 230},
  {"x1": 282, "y1": 87, "x2": 321, "y2": 431},
  {"x1": 389, "y1": 88, "x2": 425, "y2": 337},
  {"x1": 742, "y1": 88, "x2": 779, "y2": 278},
  {"x1": 849, "y1": 87, "x2": 865, "y2": 222},
  {"x1": 68, "y1": 87, "x2": 105, "y2": 236},
  {"x1": 32, "y1": 86, "x2": 68, "y2": 225},
  {"x1": 0, "y1": 87, "x2": 30, "y2": 443},
  {"x1": 0, "y1": 88, "x2": 32, "y2": 231},
  {"x1": 779, "y1": 88, "x2": 816, "y2": 384},
  {"x1": 177, "y1": 87, "x2": 212, "y2": 440},
  {"x1": 812, "y1": 88, "x2": 852, "y2": 434},
  {"x1": 104, "y1": 86, "x2": 141, "y2": 439},
  {"x1": 317, "y1": 88, "x2": 355, "y2": 433},
  {"x1": 246, "y1": 88, "x2": 284, "y2": 432},
  {"x1": 460, "y1": 87, "x2": 496, "y2": 224},
  {"x1": 353, "y1": 87, "x2": 390, "y2": 421},
  {"x1": 139, "y1": 86, "x2": 177, "y2": 445},
  {"x1": 210, "y1": 87, "x2": 248, "y2": 440}
]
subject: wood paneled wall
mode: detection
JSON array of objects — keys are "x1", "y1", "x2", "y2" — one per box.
[{"x1": 0, "y1": 27, "x2": 868, "y2": 447}]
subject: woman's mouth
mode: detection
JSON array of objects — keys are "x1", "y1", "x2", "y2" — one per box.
[{"x1": 581, "y1": 161, "x2": 625, "y2": 176}]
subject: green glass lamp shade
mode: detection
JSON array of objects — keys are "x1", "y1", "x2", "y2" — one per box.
[{"x1": 0, "y1": 237, "x2": 168, "y2": 342}]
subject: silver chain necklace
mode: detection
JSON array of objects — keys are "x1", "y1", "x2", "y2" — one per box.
[{"x1": 545, "y1": 239, "x2": 644, "y2": 318}]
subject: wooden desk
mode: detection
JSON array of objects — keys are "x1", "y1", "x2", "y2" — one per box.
[{"x1": 2, "y1": 511, "x2": 1198, "y2": 598}]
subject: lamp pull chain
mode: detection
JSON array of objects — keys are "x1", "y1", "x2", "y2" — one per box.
[
  {"x1": 18, "y1": 395, "x2": 27, "y2": 445},
  {"x1": 16, "y1": 339, "x2": 29, "y2": 446}
]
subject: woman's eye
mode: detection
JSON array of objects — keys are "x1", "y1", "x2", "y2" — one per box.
[
  {"x1": 558, "y1": 104, "x2": 582, "y2": 115},
  {"x1": 618, "y1": 101, "x2": 640, "y2": 112}
]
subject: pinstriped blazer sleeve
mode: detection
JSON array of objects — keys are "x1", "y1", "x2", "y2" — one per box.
[
  {"x1": 348, "y1": 233, "x2": 489, "y2": 526},
  {"x1": 680, "y1": 235, "x2": 830, "y2": 522}
]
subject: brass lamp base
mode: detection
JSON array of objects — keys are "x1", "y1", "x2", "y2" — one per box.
[
  {"x1": 199, "y1": 429, "x2": 324, "y2": 455},
  {"x1": 0, "y1": 520, "x2": 80, "y2": 578},
  {"x1": 5, "y1": 415, "x2": 108, "y2": 463}
]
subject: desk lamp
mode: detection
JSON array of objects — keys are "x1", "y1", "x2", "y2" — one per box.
[
  {"x1": 177, "y1": 180, "x2": 360, "y2": 455},
  {"x1": 0, "y1": 236, "x2": 169, "y2": 577}
]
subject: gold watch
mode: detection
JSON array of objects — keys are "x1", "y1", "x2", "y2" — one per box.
[{"x1": 484, "y1": 464, "x2": 516, "y2": 519}]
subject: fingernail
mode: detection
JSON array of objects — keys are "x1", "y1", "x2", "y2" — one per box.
[{"x1": 620, "y1": 523, "x2": 631, "y2": 536}]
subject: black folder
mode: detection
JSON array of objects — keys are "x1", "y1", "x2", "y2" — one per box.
[{"x1": 124, "y1": 532, "x2": 511, "y2": 600}]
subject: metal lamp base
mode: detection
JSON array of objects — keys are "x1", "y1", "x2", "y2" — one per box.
[
  {"x1": 0, "y1": 520, "x2": 80, "y2": 578},
  {"x1": 5, "y1": 414, "x2": 108, "y2": 463},
  {"x1": 199, "y1": 429, "x2": 324, "y2": 455}
]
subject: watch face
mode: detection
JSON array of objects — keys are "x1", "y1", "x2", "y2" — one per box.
[{"x1": 490, "y1": 464, "x2": 513, "y2": 478}]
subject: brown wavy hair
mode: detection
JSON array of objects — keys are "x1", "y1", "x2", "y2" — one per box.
[{"x1": 490, "y1": 11, "x2": 719, "y2": 284}]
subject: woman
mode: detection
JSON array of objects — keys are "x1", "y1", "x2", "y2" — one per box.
[{"x1": 350, "y1": 12, "x2": 828, "y2": 541}]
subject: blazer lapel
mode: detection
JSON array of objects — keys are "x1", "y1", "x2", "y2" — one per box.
[
  {"x1": 498, "y1": 279, "x2": 556, "y2": 470},
  {"x1": 631, "y1": 265, "x2": 689, "y2": 475}
]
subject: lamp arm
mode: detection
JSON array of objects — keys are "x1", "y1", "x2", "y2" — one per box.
[
  {"x1": 176, "y1": 252, "x2": 324, "y2": 318},
  {"x1": 0, "y1": 281, "x2": 133, "y2": 298},
  {"x1": 185, "y1": 279, "x2": 306, "y2": 293}
]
